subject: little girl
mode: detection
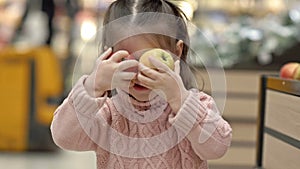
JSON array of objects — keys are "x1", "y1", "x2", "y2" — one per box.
[{"x1": 51, "y1": 0, "x2": 232, "y2": 168}]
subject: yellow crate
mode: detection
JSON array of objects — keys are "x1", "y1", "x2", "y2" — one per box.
[{"x1": 0, "y1": 46, "x2": 63, "y2": 151}]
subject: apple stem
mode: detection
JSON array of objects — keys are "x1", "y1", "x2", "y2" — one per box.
[{"x1": 162, "y1": 55, "x2": 167, "y2": 61}]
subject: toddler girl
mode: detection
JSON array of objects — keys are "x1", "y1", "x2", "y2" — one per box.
[{"x1": 51, "y1": 0, "x2": 232, "y2": 168}]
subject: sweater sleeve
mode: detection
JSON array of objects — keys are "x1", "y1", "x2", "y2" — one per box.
[
  {"x1": 168, "y1": 90, "x2": 232, "y2": 160},
  {"x1": 50, "y1": 75, "x2": 111, "y2": 151}
]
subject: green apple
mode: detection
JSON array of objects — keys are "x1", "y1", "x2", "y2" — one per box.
[{"x1": 139, "y1": 48, "x2": 174, "y2": 70}]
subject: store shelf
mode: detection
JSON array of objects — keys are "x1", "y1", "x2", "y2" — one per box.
[{"x1": 256, "y1": 76, "x2": 300, "y2": 169}]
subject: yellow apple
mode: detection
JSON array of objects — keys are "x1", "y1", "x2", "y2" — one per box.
[{"x1": 139, "y1": 48, "x2": 174, "y2": 70}]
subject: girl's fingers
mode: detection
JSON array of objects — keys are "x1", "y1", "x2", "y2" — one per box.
[
  {"x1": 174, "y1": 60, "x2": 180, "y2": 75},
  {"x1": 110, "y1": 50, "x2": 129, "y2": 62},
  {"x1": 112, "y1": 73, "x2": 136, "y2": 89},
  {"x1": 117, "y1": 72, "x2": 137, "y2": 81},
  {"x1": 148, "y1": 57, "x2": 170, "y2": 72},
  {"x1": 137, "y1": 73, "x2": 155, "y2": 88},
  {"x1": 98, "y1": 48, "x2": 112, "y2": 61},
  {"x1": 138, "y1": 63, "x2": 160, "y2": 80},
  {"x1": 118, "y1": 60, "x2": 139, "y2": 71}
]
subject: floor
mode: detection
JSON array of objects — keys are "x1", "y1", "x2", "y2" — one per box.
[
  {"x1": 0, "y1": 149, "x2": 254, "y2": 169},
  {"x1": 0, "y1": 150, "x2": 96, "y2": 169}
]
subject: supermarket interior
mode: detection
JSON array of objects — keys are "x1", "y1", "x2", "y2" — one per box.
[{"x1": 1, "y1": 0, "x2": 300, "y2": 169}]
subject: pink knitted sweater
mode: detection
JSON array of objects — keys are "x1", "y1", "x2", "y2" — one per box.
[{"x1": 51, "y1": 76, "x2": 232, "y2": 169}]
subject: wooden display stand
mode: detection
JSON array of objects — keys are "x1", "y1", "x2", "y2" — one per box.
[{"x1": 256, "y1": 75, "x2": 300, "y2": 169}]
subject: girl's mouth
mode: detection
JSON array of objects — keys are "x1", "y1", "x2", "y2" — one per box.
[{"x1": 133, "y1": 83, "x2": 149, "y2": 91}]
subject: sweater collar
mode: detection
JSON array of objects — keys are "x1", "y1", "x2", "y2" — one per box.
[{"x1": 112, "y1": 89, "x2": 168, "y2": 123}]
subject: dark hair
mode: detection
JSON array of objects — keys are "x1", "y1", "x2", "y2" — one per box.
[{"x1": 102, "y1": 0, "x2": 189, "y2": 60}]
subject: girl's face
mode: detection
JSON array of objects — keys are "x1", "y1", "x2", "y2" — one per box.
[
  {"x1": 113, "y1": 35, "x2": 161, "y2": 101},
  {"x1": 113, "y1": 35, "x2": 183, "y2": 102}
]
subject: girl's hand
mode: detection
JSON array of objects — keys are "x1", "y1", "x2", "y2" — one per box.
[
  {"x1": 85, "y1": 48, "x2": 139, "y2": 97},
  {"x1": 137, "y1": 57, "x2": 189, "y2": 112}
]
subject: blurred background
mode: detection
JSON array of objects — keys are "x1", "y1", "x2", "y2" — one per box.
[{"x1": 1, "y1": 0, "x2": 300, "y2": 169}]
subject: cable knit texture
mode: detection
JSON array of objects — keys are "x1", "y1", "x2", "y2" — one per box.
[{"x1": 51, "y1": 76, "x2": 232, "y2": 169}]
